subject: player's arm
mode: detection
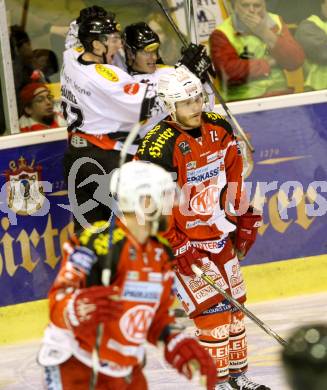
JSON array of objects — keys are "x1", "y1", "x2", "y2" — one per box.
[
  {"x1": 49, "y1": 222, "x2": 123, "y2": 331},
  {"x1": 92, "y1": 64, "x2": 157, "y2": 124},
  {"x1": 221, "y1": 125, "x2": 262, "y2": 259}
]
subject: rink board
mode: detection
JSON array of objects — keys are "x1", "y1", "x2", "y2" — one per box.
[{"x1": 0, "y1": 98, "x2": 326, "y2": 343}]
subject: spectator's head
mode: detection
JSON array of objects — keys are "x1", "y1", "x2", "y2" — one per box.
[
  {"x1": 33, "y1": 49, "x2": 59, "y2": 78},
  {"x1": 123, "y1": 22, "x2": 160, "y2": 74},
  {"x1": 20, "y1": 83, "x2": 55, "y2": 125},
  {"x1": 10, "y1": 25, "x2": 33, "y2": 65},
  {"x1": 231, "y1": 0, "x2": 266, "y2": 19},
  {"x1": 78, "y1": 11, "x2": 121, "y2": 64},
  {"x1": 282, "y1": 324, "x2": 327, "y2": 390}
]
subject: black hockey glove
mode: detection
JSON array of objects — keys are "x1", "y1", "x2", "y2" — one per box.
[{"x1": 176, "y1": 43, "x2": 213, "y2": 82}]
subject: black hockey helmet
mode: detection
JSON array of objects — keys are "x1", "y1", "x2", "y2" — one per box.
[
  {"x1": 123, "y1": 22, "x2": 160, "y2": 53},
  {"x1": 78, "y1": 13, "x2": 121, "y2": 53},
  {"x1": 282, "y1": 324, "x2": 327, "y2": 390},
  {"x1": 78, "y1": 14, "x2": 121, "y2": 40}
]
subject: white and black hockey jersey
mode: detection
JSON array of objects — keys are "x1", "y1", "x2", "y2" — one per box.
[{"x1": 61, "y1": 47, "x2": 157, "y2": 136}]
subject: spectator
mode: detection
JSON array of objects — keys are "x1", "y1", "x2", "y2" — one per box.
[
  {"x1": 282, "y1": 324, "x2": 327, "y2": 390},
  {"x1": 19, "y1": 83, "x2": 66, "y2": 132},
  {"x1": 210, "y1": 0, "x2": 304, "y2": 101},
  {"x1": 295, "y1": 0, "x2": 327, "y2": 91}
]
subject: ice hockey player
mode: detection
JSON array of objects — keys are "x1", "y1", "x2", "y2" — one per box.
[
  {"x1": 136, "y1": 67, "x2": 268, "y2": 390},
  {"x1": 123, "y1": 21, "x2": 215, "y2": 137},
  {"x1": 62, "y1": 7, "x2": 212, "y2": 231},
  {"x1": 282, "y1": 323, "x2": 327, "y2": 390},
  {"x1": 37, "y1": 160, "x2": 217, "y2": 390}
]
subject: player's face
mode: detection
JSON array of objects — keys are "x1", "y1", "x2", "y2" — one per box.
[
  {"x1": 104, "y1": 33, "x2": 122, "y2": 64},
  {"x1": 27, "y1": 88, "x2": 54, "y2": 121},
  {"x1": 132, "y1": 49, "x2": 158, "y2": 74},
  {"x1": 234, "y1": 0, "x2": 265, "y2": 18},
  {"x1": 175, "y1": 94, "x2": 203, "y2": 128}
]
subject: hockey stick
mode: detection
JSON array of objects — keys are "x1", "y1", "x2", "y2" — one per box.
[
  {"x1": 191, "y1": 264, "x2": 288, "y2": 347},
  {"x1": 89, "y1": 118, "x2": 145, "y2": 390},
  {"x1": 20, "y1": 0, "x2": 30, "y2": 30},
  {"x1": 154, "y1": 0, "x2": 254, "y2": 153}
]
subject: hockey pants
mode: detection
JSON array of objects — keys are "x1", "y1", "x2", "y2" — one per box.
[{"x1": 44, "y1": 356, "x2": 147, "y2": 390}]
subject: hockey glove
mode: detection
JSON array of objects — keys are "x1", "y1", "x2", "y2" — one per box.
[
  {"x1": 235, "y1": 206, "x2": 262, "y2": 260},
  {"x1": 54, "y1": 244, "x2": 97, "y2": 289},
  {"x1": 177, "y1": 43, "x2": 213, "y2": 81},
  {"x1": 164, "y1": 332, "x2": 217, "y2": 390},
  {"x1": 65, "y1": 285, "x2": 123, "y2": 333},
  {"x1": 173, "y1": 239, "x2": 205, "y2": 276}
]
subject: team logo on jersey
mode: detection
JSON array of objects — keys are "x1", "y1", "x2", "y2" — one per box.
[
  {"x1": 4, "y1": 156, "x2": 45, "y2": 215},
  {"x1": 178, "y1": 141, "x2": 191, "y2": 155},
  {"x1": 190, "y1": 185, "x2": 221, "y2": 215},
  {"x1": 119, "y1": 305, "x2": 155, "y2": 343},
  {"x1": 95, "y1": 64, "x2": 119, "y2": 82},
  {"x1": 124, "y1": 83, "x2": 140, "y2": 95}
]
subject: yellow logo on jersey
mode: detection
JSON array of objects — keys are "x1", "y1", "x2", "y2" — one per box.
[
  {"x1": 95, "y1": 64, "x2": 119, "y2": 82},
  {"x1": 74, "y1": 46, "x2": 84, "y2": 53}
]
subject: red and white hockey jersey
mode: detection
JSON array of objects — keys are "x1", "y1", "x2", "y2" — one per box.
[{"x1": 39, "y1": 220, "x2": 175, "y2": 377}]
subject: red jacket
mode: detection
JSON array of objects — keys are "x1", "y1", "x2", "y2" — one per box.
[{"x1": 210, "y1": 19, "x2": 304, "y2": 87}]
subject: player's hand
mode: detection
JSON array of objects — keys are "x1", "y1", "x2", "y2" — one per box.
[
  {"x1": 177, "y1": 43, "x2": 213, "y2": 81},
  {"x1": 65, "y1": 285, "x2": 122, "y2": 333},
  {"x1": 164, "y1": 332, "x2": 216, "y2": 390},
  {"x1": 235, "y1": 206, "x2": 262, "y2": 260},
  {"x1": 54, "y1": 244, "x2": 97, "y2": 289},
  {"x1": 173, "y1": 239, "x2": 205, "y2": 276}
]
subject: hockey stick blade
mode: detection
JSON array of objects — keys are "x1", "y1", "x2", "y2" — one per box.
[{"x1": 191, "y1": 265, "x2": 288, "y2": 347}]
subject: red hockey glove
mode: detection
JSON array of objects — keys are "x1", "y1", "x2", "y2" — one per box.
[
  {"x1": 65, "y1": 285, "x2": 123, "y2": 333},
  {"x1": 164, "y1": 333, "x2": 217, "y2": 390},
  {"x1": 235, "y1": 206, "x2": 262, "y2": 260},
  {"x1": 173, "y1": 239, "x2": 205, "y2": 276}
]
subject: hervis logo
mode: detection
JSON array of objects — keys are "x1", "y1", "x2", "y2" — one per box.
[
  {"x1": 190, "y1": 185, "x2": 221, "y2": 215},
  {"x1": 4, "y1": 156, "x2": 45, "y2": 216},
  {"x1": 95, "y1": 64, "x2": 119, "y2": 82}
]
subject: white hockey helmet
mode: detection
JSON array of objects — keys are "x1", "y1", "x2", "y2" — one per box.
[
  {"x1": 110, "y1": 161, "x2": 176, "y2": 222},
  {"x1": 157, "y1": 65, "x2": 203, "y2": 117}
]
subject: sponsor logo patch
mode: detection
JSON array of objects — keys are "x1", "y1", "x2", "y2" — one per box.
[
  {"x1": 186, "y1": 161, "x2": 197, "y2": 170},
  {"x1": 186, "y1": 160, "x2": 219, "y2": 184},
  {"x1": 95, "y1": 64, "x2": 119, "y2": 82},
  {"x1": 124, "y1": 83, "x2": 140, "y2": 95},
  {"x1": 122, "y1": 281, "x2": 163, "y2": 303}
]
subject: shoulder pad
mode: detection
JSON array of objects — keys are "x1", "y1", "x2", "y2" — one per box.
[
  {"x1": 203, "y1": 112, "x2": 234, "y2": 135},
  {"x1": 78, "y1": 222, "x2": 126, "y2": 256},
  {"x1": 153, "y1": 234, "x2": 174, "y2": 260},
  {"x1": 137, "y1": 122, "x2": 177, "y2": 159}
]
